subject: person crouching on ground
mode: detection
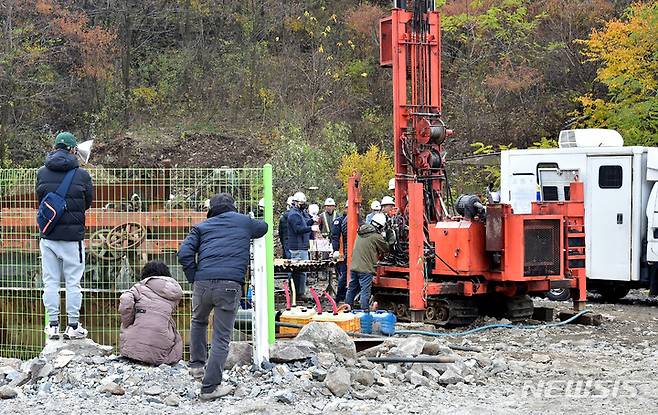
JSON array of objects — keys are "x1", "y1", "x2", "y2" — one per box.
[
  {"x1": 119, "y1": 260, "x2": 183, "y2": 365},
  {"x1": 178, "y1": 193, "x2": 268, "y2": 401},
  {"x1": 345, "y1": 213, "x2": 394, "y2": 311}
]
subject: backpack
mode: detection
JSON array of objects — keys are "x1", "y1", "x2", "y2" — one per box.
[{"x1": 37, "y1": 168, "x2": 78, "y2": 235}]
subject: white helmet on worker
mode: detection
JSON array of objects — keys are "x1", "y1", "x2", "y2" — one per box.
[
  {"x1": 381, "y1": 196, "x2": 395, "y2": 206},
  {"x1": 388, "y1": 178, "x2": 395, "y2": 191},
  {"x1": 286, "y1": 196, "x2": 294, "y2": 208},
  {"x1": 324, "y1": 198, "x2": 336, "y2": 207},
  {"x1": 371, "y1": 200, "x2": 381, "y2": 211},
  {"x1": 371, "y1": 213, "x2": 387, "y2": 229},
  {"x1": 258, "y1": 198, "x2": 264, "y2": 210},
  {"x1": 293, "y1": 192, "x2": 307, "y2": 204},
  {"x1": 308, "y1": 203, "x2": 320, "y2": 216}
]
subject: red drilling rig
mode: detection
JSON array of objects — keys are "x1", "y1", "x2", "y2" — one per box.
[{"x1": 346, "y1": 1, "x2": 587, "y2": 325}]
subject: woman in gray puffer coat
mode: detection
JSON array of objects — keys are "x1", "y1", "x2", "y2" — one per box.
[{"x1": 119, "y1": 261, "x2": 183, "y2": 365}]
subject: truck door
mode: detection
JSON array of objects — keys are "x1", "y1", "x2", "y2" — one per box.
[{"x1": 586, "y1": 156, "x2": 632, "y2": 281}]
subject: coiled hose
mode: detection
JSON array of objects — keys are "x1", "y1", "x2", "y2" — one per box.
[{"x1": 395, "y1": 309, "x2": 592, "y2": 338}]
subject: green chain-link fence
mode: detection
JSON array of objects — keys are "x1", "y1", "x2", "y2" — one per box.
[{"x1": 0, "y1": 166, "x2": 270, "y2": 359}]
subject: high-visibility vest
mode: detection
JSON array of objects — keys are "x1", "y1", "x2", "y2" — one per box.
[{"x1": 321, "y1": 211, "x2": 337, "y2": 235}]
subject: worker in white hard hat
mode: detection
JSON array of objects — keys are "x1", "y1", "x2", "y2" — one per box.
[
  {"x1": 318, "y1": 197, "x2": 337, "y2": 238},
  {"x1": 365, "y1": 200, "x2": 381, "y2": 224},
  {"x1": 278, "y1": 196, "x2": 295, "y2": 259},
  {"x1": 286, "y1": 192, "x2": 318, "y2": 299},
  {"x1": 388, "y1": 178, "x2": 395, "y2": 191},
  {"x1": 380, "y1": 196, "x2": 395, "y2": 215},
  {"x1": 345, "y1": 212, "x2": 394, "y2": 311}
]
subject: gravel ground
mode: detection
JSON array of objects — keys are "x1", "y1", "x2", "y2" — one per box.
[{"x1": 1, "y1": 290, "x2": 658, "y2": 415}]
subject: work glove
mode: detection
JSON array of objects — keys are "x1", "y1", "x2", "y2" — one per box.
[{"x1": 311, "y1": 225, "x2": 320, "y2": 232}]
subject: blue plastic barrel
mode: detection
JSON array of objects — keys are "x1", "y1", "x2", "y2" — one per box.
[
  {"x1": 353, "y1": 310, "x2": 373, "y2": 334},
  {"x1": 371, "y1": 310, "x2": 397, "y2": 336}
]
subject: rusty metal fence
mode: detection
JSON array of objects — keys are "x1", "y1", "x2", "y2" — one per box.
[{"x1": 0, "y1": 166, "x2": 269, "y2": 360}]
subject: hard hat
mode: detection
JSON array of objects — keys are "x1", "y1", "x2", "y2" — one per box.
[
  {"x1": 371, "y1": 201, "x2": 381, "y2": 211},
  {"x1": 76, "y1": 140, "x2": 93, "y2": 164},
  {"x1": 286, "y1": 196, "x2": 294, "y2": 207},
  {"x1": 345, "y1": 201, "x2": 349, "y2": 208},
  {"x1": 258, "y1": 198, "x2": 264, "y2": 209},
  {"x1": 324, "y1": 198, "x2": 336, "y2": 207},
  {"x1": 54, "y1": 131, "x2": 77, "y2": 148},
  {"x1": 293, "y1": 192, "x2": 307, "y2": 203},
  {"x1": 308, "y1": 203, "x2": 320, "y2": 216},
  {"x1": 388, "y1": 178, "x2": 395, "y2": 191},
  {"x1": 371, "y1": 212, "x2": 387, "y2": 229},
  {"x1": 381, "y1": 196, "x2": 395, "y2": 206}
]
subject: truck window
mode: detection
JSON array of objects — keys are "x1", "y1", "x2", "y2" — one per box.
[
  {"x1": 542, "y1": 186, "x2": 559, "y2": 201},
  {"x1": 599, "y1": 165, "x2": 623, "y2": 189},
  {"x1": 536, "y1": 163, "x2": 558, "y2": 184}
]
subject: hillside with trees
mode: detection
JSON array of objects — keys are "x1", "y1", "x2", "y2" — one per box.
[{"x1": 1, "y1": 0, "x2": 655, "y2": 201}]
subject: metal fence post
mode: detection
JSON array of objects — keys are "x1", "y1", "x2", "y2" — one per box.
[
  {"x1": 262, "y1": 164, "x2": 276, "y2": 344},
  {"x1": 251, "y1": 237, "x2": 269, "y2": 367}
]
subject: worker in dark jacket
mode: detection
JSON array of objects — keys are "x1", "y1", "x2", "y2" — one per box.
[
  {"x1": 178, "y1": 193, "x2": 268, "y2": 401},
  {"x1": 278, "y1": 196, "x2": 293, "y2": 259},
  {"x1": 331, "y1": 204, "x2": 349, "y2": 302},
  {"x1": 345, "y1": 213, "x2": 393, "y2": 311},
  {"x1": 36, "y1": 132, "x2": 93, "y2": 341},
  {"x1": 286, "y1": 191, "x2": 318, "y2": 299}
]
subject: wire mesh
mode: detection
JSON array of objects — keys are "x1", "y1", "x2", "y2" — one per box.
[{"x1": 0, "y1": 167, "x2": 264, "y2": 359}]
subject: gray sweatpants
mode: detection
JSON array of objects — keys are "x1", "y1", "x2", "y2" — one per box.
[
  {"x1": 40, "y1": 238, "x2": 85, "y2": 326},
  {"x1": 189, "y1": 279, "x2": 241, "y2": 394}
]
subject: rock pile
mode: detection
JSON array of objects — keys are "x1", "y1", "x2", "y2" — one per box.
[{"x1": 0, "y1": 322, "x2": 506, "y2": 412}]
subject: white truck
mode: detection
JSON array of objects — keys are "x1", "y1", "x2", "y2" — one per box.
[{"x1": 500, "y1": 129, "x2": 658, "y2": 301}]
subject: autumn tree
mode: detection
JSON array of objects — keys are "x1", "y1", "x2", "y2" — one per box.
[
  {"x1": 0, "y1": 0, "x2": 116, "y2": 166},
  {"x1": 574, "y1": 2, "x2": 658, "y2": 145},
  {"x1": 338, "y1": 145, "x2": 394, "y2": 205}
]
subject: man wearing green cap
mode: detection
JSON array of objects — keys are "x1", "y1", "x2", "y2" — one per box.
[{"x1": 36, "y1": 132, "x2": 94, "y2": 340}]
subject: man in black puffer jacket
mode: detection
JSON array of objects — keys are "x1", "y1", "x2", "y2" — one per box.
[
  {"x1": 36, "y1": 132, "x2": 94, "y2": 341},
  {"x1": 178, "y1": 193, "x2": 268, "y2": 401}
]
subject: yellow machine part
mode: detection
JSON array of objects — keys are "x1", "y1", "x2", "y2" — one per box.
[
  {"x1": 279, "y1": 307, "x2": 317, "y2": 335},
  {"x1": 311, "y1": 312, "x2": 361, "y2": 333}
]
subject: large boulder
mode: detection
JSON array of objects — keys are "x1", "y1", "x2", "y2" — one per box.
[
  {"x1": 225, "y1": 342, "x2": 253, "y2": 370},
  {"x1": 296, "y1": 322, "x2": 356, "y2": 360},
  {"x1": 388, "y1": 336, "x2": 426, "y2": 357},
  {"x1": 351, "y1": 369, "x2": 375, "y2": 387},
  {"x1": 0, "y1": 358, "x2": 21, "y2": 371},
  {"x1": 269, "y1": 340, "x2": 316, "y2": 363},
  {"x1": 41, "y1": 339, "x2": 113, "y2": 361},
  {"x1": 439, "y1": 366, "x2": 465, "y2": 385},
  {"x1": 324, "y1": 367, "x2": 351, "y2": 397},
  {"x1": 0, "y1": 385, "x2": 18, "y2": 399}
]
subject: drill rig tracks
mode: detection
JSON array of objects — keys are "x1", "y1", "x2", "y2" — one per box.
[{"x1": 372, "y1": 290, "x2": 535, "y2": 327}]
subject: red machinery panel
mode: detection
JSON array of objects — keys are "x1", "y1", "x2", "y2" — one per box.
[{"x1": 429, "y1": 221, "x2": 490, "y2": 274}]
